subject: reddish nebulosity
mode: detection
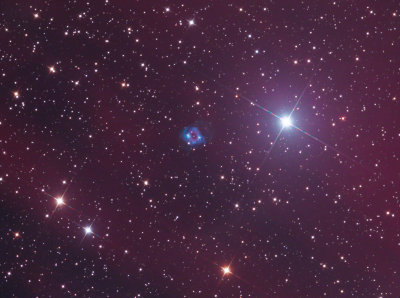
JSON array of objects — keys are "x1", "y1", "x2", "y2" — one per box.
[{"x1": 0, "y1": 1, "x2": 399, "y2": 297}]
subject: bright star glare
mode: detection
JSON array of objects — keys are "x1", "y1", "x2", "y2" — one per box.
[
  {"x1": 281, "y1": 116, "x2": 292, "y2": 128},
  {"x1": 84, "y1": 226, "x2": 93, "y2": 234},
  {"x1": 55, "y1": 197, "x2": 64, "y2": 206},
  {"x1": 222, "y1": 266, "x2": 231, "y2": 275}
]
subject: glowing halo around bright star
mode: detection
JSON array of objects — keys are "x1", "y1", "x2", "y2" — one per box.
[
  {"x1": 280, "y1": 116, "x2": 292, "y2": 128},
  {"x1": 55, "y1": 197, "x2": 64, "y2": 206},
  {"x1": 84, "y1": 226, "x2": 93, "y2": 235},
  {"x1": 222, "y1": 266, "x2": 231, "y2": 275}
]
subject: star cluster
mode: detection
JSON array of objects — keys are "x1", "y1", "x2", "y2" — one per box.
[{"x1": 1, "y1": 1, "x2": 400, "y2": 297}]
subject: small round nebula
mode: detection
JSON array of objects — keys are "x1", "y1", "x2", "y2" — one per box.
[{"x1": 182, "y1": 126, "x2": 205, "y2": 146}]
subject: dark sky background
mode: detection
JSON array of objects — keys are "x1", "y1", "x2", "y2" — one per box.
[{"x1": 1, "y1": 1, "x2": 400, "y2": 297}]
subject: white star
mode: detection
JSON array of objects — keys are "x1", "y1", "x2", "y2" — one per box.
[
  {"x1": 55, "y1": 197, "x2": 64, "y2": 206},
  {"x1": 188, "y1": 19, "x2": 195, "y2": 26},
  {"x1": 222, "y1": 266, "x2": 231, "y2": 275},
  {"x1": 84, "y1": 226, "x2": 93, "y2": 235},
  {"x1": 281, "y1": 116, "x2": 292, "y2": 128}
]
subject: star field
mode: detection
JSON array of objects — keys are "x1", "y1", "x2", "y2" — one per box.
[{"x1": 1, "y1": 1, "x2": 400, "y2": 297}]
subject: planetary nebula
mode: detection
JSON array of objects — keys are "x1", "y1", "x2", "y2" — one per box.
[{"x1": 181, "y1": 126, "x2": 205, "y2": 146}]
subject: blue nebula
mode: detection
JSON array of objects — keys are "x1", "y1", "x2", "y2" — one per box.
[{"x1": 182, "y1": 126, "x2": 205, "y2": 146}]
